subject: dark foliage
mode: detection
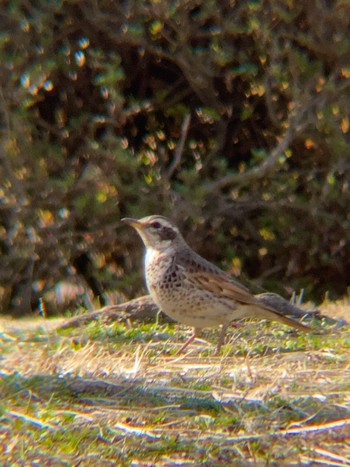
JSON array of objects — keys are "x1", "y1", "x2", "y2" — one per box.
[{"x1": 1, "y1": 0, "x2": 349, "y2": 315}]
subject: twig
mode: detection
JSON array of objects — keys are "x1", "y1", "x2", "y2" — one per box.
[
  {"x1": 280, "y1": 418, "x2": 350, "y2": 436},
  {"x1": 165, "y1": 113, "x2": 191, "y2": 180},
  {"x1": 206, "y1": 122, "x2": 299, "y2": 192},
  {"x1": 312, "y1": 447, "x2": 350, "y2": 466},
  {"x1": 210, "y1": 418, "x2": 350, "y2": 444},
  {"x1": 7, "y1": 410, "x2": 58, "y2": 431},
  {"x1": 113, "y1": 422, "x2": 161, "y2": 439}
]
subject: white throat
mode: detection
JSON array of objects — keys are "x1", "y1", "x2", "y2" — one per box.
[
  {"x1": 144, "y1": 241, "x2": 174, "y2": 267},
  {"x1": 145, "y1": 246, "x2": 158, "y2": 267}
]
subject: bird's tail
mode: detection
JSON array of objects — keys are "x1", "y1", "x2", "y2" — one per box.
[{"x1": 243, "y1": 305, "x2": 311, "y2": 332}]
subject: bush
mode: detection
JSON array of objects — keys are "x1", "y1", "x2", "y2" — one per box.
[{"x1": 1, "y1": 0, "x2": 349, "y2": 315}]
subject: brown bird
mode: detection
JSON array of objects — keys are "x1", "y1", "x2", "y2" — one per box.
[{"x1": 122, "y1": 215, "x2": 311, "y2": 353}]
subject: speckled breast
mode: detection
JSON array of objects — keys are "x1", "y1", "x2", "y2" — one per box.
[{"x1": 145, "y1": 250, "x2": 234, "y2": 328}]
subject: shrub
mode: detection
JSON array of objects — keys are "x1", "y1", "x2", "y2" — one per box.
[{"x1": 1, "y1": 0, "x2": 349, "y2": 315}]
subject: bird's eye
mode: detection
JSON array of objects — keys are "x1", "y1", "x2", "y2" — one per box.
[{"x1": 151, "y1": 221, "x2": 162, "y2": 229}]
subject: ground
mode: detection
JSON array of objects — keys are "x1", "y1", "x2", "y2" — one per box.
[{"x1": 0, "y1": 300, "x2": 349, "y2": 466}]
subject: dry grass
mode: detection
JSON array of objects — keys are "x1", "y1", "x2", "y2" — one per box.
[{"x1": 1, "y1": 300, "x2": 349, "y2": 466}]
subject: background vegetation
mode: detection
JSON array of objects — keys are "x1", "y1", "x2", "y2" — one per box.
[{"x1": 1, "y1": 0, "x2": 350, "y2": 316}]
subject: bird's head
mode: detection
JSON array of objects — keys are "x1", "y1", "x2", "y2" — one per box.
[{"x1": 122, "y1": 215, "x2": 185, "y2": 252}]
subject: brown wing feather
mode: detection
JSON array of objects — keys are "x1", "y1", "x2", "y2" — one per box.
[
  {"x1": 188, "y1": 271, "x2": 311, "y2": 332},
  {"x1": 177, "y1": 248, "x2": 310, "y2": 332},
  {"x1": 193, "y1": 271, "x2": 254, "y2": 303}
]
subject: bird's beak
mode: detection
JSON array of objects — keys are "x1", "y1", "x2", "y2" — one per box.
[{"x1": 121, "y1": 217, "x2": 142, "y2": 228}]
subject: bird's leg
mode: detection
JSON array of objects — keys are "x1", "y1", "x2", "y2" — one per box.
[
  {"x1": 176, "y1": 327, "x2": 202, "y2": 354},
  {"x1": 216, "y1": 324, "x2": 229, "y2": 355},
  {"x1": 216, "y1": 321, "x2": 241, "y2": 354}
]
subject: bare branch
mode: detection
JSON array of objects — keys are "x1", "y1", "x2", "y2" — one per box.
[
  {"x1": 56, "y1": 292, "x2": 338, "y2": 331},
  {"x1": 205, "y1": 90, "x2": 325, "y2": 193},
  {"x1": 165, "y1": 113, "x2": 191, "y2": 181}
]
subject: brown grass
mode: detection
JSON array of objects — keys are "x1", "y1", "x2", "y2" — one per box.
[{"x1": 1, "y1": 300, "x2": 349, "y2": 466}]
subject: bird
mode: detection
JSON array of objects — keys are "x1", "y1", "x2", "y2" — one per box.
[{"x1": 122, "y1": 215, "x2": 311, "y2": 354}]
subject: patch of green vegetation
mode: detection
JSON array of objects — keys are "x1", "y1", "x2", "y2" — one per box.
[
  {"x1": 179, "y1": 397, "x2": 223, "y2": 414},
  {"x1": 81, "y1": 320, "x2": 176, "y2": 348}
]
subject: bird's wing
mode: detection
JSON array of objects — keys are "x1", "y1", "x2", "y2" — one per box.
[
  {"x1": 187, "y1": 271, "x2": 311, "y2": 332},
  {"x1": 189, "y1": 270, "x2": 254, "y2": 303},
  {"x1": 177, "y1": 249, "x2": 253, "y2": 302}
]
